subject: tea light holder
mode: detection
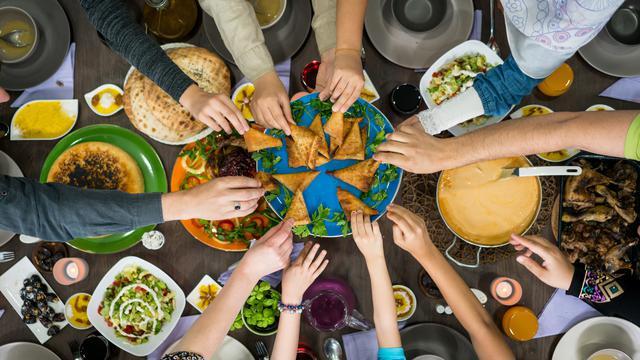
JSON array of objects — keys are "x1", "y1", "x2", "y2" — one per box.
[
  {"x1": 53, "y1": 257, "x2": 89, "y2": 285},
  {"x1": 490, "y1": 277, "x2": 522, "y2": 306}
]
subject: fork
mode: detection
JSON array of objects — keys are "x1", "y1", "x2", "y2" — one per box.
[
  {"x1": 255, "y1": 340, "x2": 270, "y2": 360},
  {"x1": 0, "y1": 251, "x2": 14, "y2": 263}
]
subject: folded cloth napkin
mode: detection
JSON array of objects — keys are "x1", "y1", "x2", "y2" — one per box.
[
  {"x1": 343, "y1": 329, "x2": 379, "y2": 360},
  {"x1": 11, "y1": 43, "x2": 76, "y2": 108},
  {"x1": 217, "y1": 240, "x2": 305, "y2": 287},
  {"x1": 600, "y1": 77, "x2": 640, "y2": 104},
  {"x1": 469, "y1": 10, "x2": 483, "y2": 41},
  {"x1": 232, "y1": 58, "x2": 292, "y2": 94},
  {"x1": 148, "y1": 315, "x2": 200, "y2": 360},
  {"x1": 535, "y1": 289, "x2": 602, "y2": 338}
]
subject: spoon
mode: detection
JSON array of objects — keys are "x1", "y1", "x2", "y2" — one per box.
[
  {"x1": 323, "y1": 338, "x2": 343, "y2": 360},
  {"x1": 0, "y1": 29, "x2": 31, "y2": 48},
  {"x1": 486, "y1": 0, "x2": 501, "y2": 56}
]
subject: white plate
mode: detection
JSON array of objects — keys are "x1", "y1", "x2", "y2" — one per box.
[
  {"x1": 361, "y1": 70, "x2": 380, "y2": 103},
  {"x1": 0, "y1": 150, "x2": 23, "y2": 247},
  {"x1": 165, "y1": 335, "x2": 253, "y2": 360},
  {"x1": 84, "y1": 83, "x2": 124, "y2": 117},
  {"x1": 87, "y1": 256, "x2": 186, "y2": 357},
  {"x1": 553, "y1": 317, "x2": 640, "y2": 360},
  {"x1": 418, "y1": 40, "x2": 510, "y2": 136},
  {"x1": 123, "y1": 43, "x2": 214, "y2": 146},
  {"x1": 0, "y1": 257, "x2": 68, "y2": 344},
  {"x1": 10, "y1": 99, "x2": 78, "y2": 141},
  {"x1": 586, "y1": 104, "x2": 615, "y2": 112},
  {"x1": 186, "y1": 275, "x2": 222, "y2": 313},
  {"x1": 0, "y1": 342, "x2": 61, "y2": 360}
]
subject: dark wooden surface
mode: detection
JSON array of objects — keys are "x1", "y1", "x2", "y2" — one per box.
[{"x1": 1, "y1": 1, "x2": 638, "y2": 359}]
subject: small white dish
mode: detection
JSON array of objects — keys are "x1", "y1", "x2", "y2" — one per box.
[
  {"x1": 419, "y1": 40, "x2": 511, "y2": 136},
  {"x1": 186, "y1": 275, "x2": 222, "y2": 313},
  {"x1": 586, "y1": 104, "x2": 615, "y2": 112},
  {"x1": 231, "y1": 82, "x2": 255, "y2": 121},
  {"x1": 0, "y1": 257, "x2": 68, "y2": 343},
  {"x1": 87, "y1": 256, "x2": 186, "y2": 357},
  {"x1": 393, "y1": 284, "x2": 417, "y2": 322},
  {"x1": 64, "y1": 292, "x2": 93, "y2": 330},
  {"x1": 587, "y1": 348, "x2": 632, "y2": 360},
  {"x1": 360, "y1": 70, "x2": 380, "y2": 103},
  {"x1": 84, "y1": 84, "x2": 124, "y2": 117},
  {"x1": 509, "y1": 104, "x2": 554, "y2": 119},
  {"x1": 10, "y1": 99, "x2": 78, "y2": 141},
  {"x1": 553, "y1": 317, "x2": 640, "y2": 360},
  {"x1": 255, "y1": 0, "x2": 287, "y2": 30}
]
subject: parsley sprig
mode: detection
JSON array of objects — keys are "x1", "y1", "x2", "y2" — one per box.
[
  {"x1": 252, "y1": 150, "x2": 281, "y2": 174},
  {"x1": 292, "y1": 204, "x2": 330, "y2": 237},
  {"x1": 329, "y1": 211, "x2": 351, "y2": 236}
]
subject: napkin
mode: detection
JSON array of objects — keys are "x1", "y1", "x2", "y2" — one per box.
[
  {"x1": 11, "y1": 43, "x2": 76, "y2": 108},
  {"x1": 599, "y1": 77, "x2": 640, "y2": 104},
  {"x1": 534, "y1": 289, "x2": 602, "y2": 338},
  {"x1": 217, "y1": 241, "x2": 305, "y2": 287},
  {"x1": 469, "y1": 10, "x2": 483, "y2": 41},
  {"x1": 232, "y1": 58, "x2": 292, "y2": 94},
  {"x1": 147, "y1": 315, "x2": 199, "y2": 360},
  {"x1": 343, "y1": 329, "x2": 379, "y2": 360}
]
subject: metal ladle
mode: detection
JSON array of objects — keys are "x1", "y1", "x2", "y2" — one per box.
[{"x1": 0, "y1": 29, "x2": 31, "y2": 48}]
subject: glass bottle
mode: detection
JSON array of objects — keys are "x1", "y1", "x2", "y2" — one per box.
[{"x1": 143, "y1": 0, "x2": 198, "y2": 42}]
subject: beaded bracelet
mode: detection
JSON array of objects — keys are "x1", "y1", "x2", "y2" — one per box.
[{"x1": 277, "y1": 301, "x2": 305, "y2": 314}]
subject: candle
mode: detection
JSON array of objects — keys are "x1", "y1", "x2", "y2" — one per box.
[
  {"x1": 53, "y1": 258, "x2": 89, "y2": 285},
  {"x1": 66, "y1": 262, "x2": 79, "y2": 280},
  {"x1": 496, "y1": 281, "x2": 514, "y2": 299},
  {"x1": 490, "y1": 277, "x2": 522, "y2": 306}
]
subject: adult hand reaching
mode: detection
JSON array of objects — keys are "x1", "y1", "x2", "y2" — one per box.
[
  {"x1": 0, "y1": 87, "x2": 9, "y2": 103},
  {"x1": 179, "y1": 84, "x2": 249, "y2": 135},
  {"x1": 318, "y1": 48, "x2": 364, "y2": 113},
  {"x1": 386, "y1": 204, "x2": 435, "y2": 259},
  {"x1": 251, "y1": 71, "x2": 293, "y2": 135},
  {"x1": 281, "y1": 242, "x2": 329, "y2": 303},
  {"x1": 351, "y1": 211, "x2": 385, "y2": 261},
  {"x1": 510, "y1": 234, "x2": 575, "y2": 290},
  {"x1": 162, "y1": 176, "x2": 265, "y2": 221},
  {"x1": 374, "y1": 117, "x2": 456, "y2": 174},
  {"x1": 239, "y1": 219, "x2": 295, "y2": 280}
]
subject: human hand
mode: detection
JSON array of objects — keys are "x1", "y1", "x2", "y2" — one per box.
[
  {"x1": 351, "y1": 211, "x2": 385, "y2": 261},
  {"x1": 386, "y1": 204, "x2": 435, "y2": 259},
  {"x1": 162, "y1": 176, "x2": 264, "y2": 221},
  {"x1": 251, "y1": 71, "x2": 293, "y2": 135},
  {"x1": 374, "y1": 117, "x2": 455, "y2": 174},
  {"x1": 318, "y1": 48, "x2": 364, "y2": 113},
  {"x1": 281, "y1": 242, "x2": 329, "y2": 303},
  {"x1": 238, "y1": 219, "x2": 295, "y2": 281},
  {"x1": 315, "y1": 49, "x2": 335, "y2": 94},
  {"x1": 0, "y1": 87, "x2": 9, "y2": 103},
  {"x1": 510, "y1": 234, "x2": 575, "y2": 290},
  {"x1": 180, "y1": 84, "x2": 249, "y2": 134}
]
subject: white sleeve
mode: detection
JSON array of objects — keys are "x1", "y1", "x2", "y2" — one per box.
[{"x1": 417, "y1": 87, "x2": 485, "y2": 135}]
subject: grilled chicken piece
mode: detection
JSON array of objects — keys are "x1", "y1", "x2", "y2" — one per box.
[
  {"x1": 564, "y1": 168, "x2": 612, "y2": 203},
  {"x1": 562, "y1": 205, "x2": 615, "y2": 223},
  {"x1": 604, "y1": 241, "x2": 638, "y2": 274},
  {"x1": 595, "y1": 185, "x2": 637, "y2": 223}
]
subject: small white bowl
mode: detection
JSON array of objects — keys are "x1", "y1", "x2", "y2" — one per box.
[
  {"x1": 84, "y1": 84, "x2": 124, "y2": 117},
  {"x1": 10, "y1": 99, "x2": 78, "y2": 141},
  {"x1": 393, "y1": 284, "x2": 417, "y2": 322},
  {"x1": 586, "y1": 104, "x2": 615, "y2": 112},
  {"x1": 231, "y1": 82, "x2": 255, "y2": 121},
  {"x1": 186, "y1": 275, "x2": 222, "y2": 313},
  {"x1": 587, "y1": 349, "x2": 632, "y2": 360},
  {"x1": 64, "y1": 292, "x2": 93, "y2": 330},
  {"x1": 255, "y1": 0, "x2": 287, "y2": 30}
]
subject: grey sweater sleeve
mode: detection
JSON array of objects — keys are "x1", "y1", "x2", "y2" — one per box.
[
  {"x1": 80, "y1": 0, "x2": 194, "y2": 102},
  {"x1": 0, "y1": 175, "x2": 164, "y2": 242}
]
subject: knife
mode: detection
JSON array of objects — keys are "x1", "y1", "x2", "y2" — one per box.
[{"x1": 499, "y1": 166, "x2": 582, "y2": 179}]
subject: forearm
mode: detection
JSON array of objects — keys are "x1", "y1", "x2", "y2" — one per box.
[
  {"x1": 413, "y1": 246, "x2": 512, "y2": 360},
  {"x1": 80, "y1": 0, "x2": 193, "y2": 102},
  {"x1": 312, "y1": 0, "x2": 338, "y2": 55},
  {"x1": 447, "y1": 110, "x2": 638, "y2": 168},
  {"x1": 365, "y1": 257, "x2": 401, "y2": 348},
  {"x1": 271, "y1": 312, "x2": 301, "y2": 360},
  {"x1": 175, "y1": 265, "x2": 258, "y2": 359},
  {"x1": 335, "y1": 0, "x2": 367, "y2": 50},
  {"x1": 0, "y1": 176, "x2": 162, "y2": 241}
]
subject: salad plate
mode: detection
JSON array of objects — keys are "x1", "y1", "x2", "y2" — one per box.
[
  {"x1": 419, "y1": 40, "x2": 510, "y2": 136},
  {"x1": 87, "y1": 256, "x2": 185, "y2": 357},
  {"x1": 256, "y1": 93, "x2": 403, "y2": 237}
]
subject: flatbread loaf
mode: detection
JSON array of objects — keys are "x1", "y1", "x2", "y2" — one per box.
[{"x1": 46, "y1": 142, "x2": 144, "y2": 193}]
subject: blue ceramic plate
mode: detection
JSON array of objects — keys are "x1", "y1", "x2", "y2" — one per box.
[{"x1": 256, "y1": 93, "x2": 403, "y2": 237}]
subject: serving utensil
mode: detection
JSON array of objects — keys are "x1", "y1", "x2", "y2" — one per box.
[
  {"x1": 0, "y1": 251, "x2": 14, "y2": 263},
  {"x1": 323, "y1": 338, "x2": 343, "y2": 360},
  {"x1": 486, "y1": 0, "x2": 500, "y2": 55},
  {"x1": 255, "y1": 341, "x2": 270, "y2": 360},
  {"x1": 0, "y1": 29, "x2": 30, "y2": 48},
  {"x1": 499, "y1": 166, "x2": 582, "y2": 179}
]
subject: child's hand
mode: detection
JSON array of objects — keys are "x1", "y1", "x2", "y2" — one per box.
[
  {"x1": 351, "y1": 211, "x2": 385, "y2": 261},
  {"x1": 386, "y1": 205, "x2": 434, "y2": 259},
  {"x1": 281, "y1": 242, "x2": 329, "y2": 303}
]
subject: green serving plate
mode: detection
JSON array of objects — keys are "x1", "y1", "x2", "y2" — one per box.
[{"x1": 40, "y1": 124, "x2": 167, "y2": 254}]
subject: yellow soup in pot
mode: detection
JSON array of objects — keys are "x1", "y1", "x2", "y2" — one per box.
[{"x1": 437, "y1": 157, "x2": 540, "y2": 246}]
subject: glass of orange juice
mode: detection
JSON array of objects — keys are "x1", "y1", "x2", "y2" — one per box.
[
  {"x1": 537, "y1": 63, "x2": 574, "y2": 97},
  {"x1": 502, "y1": 306, "x2": 538, "y2": 341}
]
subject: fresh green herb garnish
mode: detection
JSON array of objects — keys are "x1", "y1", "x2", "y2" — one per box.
[
  {"x1": 270, "y1": 129, "x2": 286, "y2": 138},
  {"x1": 329, "y1": 211, "x2": 351, "y2": 236},
  {"x1": 178, "y1": 133, "x2": 219, "y2": 160},
  {"x1": 373, "y1": 112, "x2": 385, "y2": 127},
  {"x1": 265, "y1": 187, "x2": 280, "y2": 202},
  {"x1": 238, "y1": 281, "x2": 280, "y2": 330},
  {"x1": 380, "y1": 165, "x2": 399, "y2": 183},
  {"x1": 293, "y1": 225, "x2": 311, "y2": 237},
  {"x1": 345, "y1": 102, "x2": 367, "y2": 118},
  {"x1": 291, "y1": 100, "x2": 308, "y2": 121},
  {"x1": 310, "y1": 204, "x2": 330, "y2": 236},
  {"x1": 310, "y1": 98, "x2": 334, "y2": 119},
  {"x1": 367, "y1": 129, "x2": 387, "y2": 154},
  {"x1": 279, "y1": 189, "x2": 293, "y2": 217},
  {"x1": 252, "y1": 150, "x2": 281, "y2": 173}
]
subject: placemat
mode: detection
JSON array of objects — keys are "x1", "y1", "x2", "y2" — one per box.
[{"x1": 401, "y1": 157, "x2": 557, "y2": 265}]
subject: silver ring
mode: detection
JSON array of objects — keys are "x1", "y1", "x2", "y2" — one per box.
[{"x1": 234, "y1": 202, "x2": 241, "y2": 211}]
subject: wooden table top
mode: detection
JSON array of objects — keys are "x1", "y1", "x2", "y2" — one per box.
[{"x1": 0, "y1": 1, "x2": 638, "y2": 359}]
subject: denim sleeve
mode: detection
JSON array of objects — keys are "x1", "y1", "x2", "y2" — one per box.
[
  {"x1": 473, "y1": 55, "x2": 542, "y2": 116},
  {"x1": 0, "y1": 176, "x2": 164, "y2": 242},
  {"x1": 80, "y1": 0, "x2": 194, "y2": 102},
  {"x1": 378, "y1": 347, "x2": 406, "y2": 360}
]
